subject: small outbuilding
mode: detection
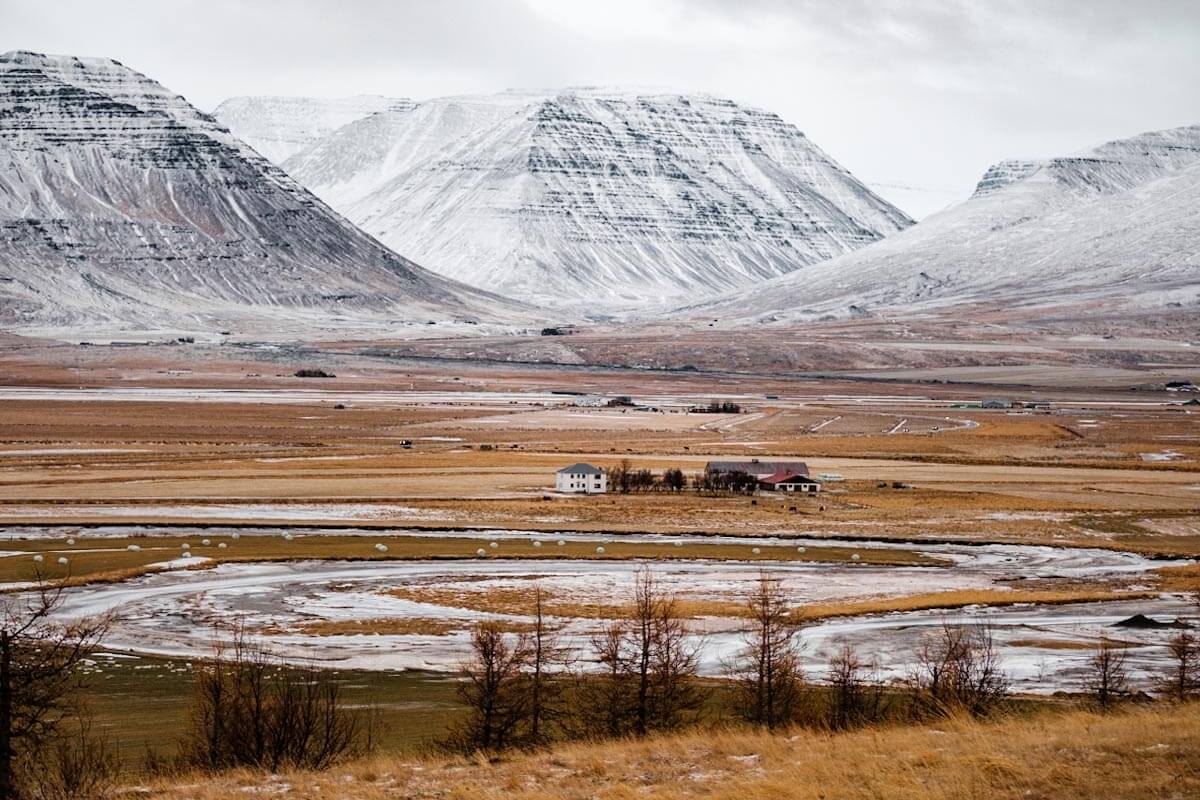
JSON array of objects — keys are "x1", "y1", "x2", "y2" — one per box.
[{"x1": 556, "y1": 463, "x2": 607, "y2": 494}]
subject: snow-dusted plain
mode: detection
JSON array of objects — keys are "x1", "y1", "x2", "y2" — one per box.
[
  {"x1": 0, "y1": 51, "x2": 533, "y2": 338},
  {"x1": 37, "y1": 529, "x2": 1193, "y2": 693},
  {"x1": 266, "y1": 88, "x2": 912, "y2": 312},
  {"x1": 694, "y1": 123, "x2": 1200, "y2": 323}
]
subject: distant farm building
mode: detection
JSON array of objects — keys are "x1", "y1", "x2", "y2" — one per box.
[
  {"x1": 556, "y1": 463, "x2": 607, "y2": 494},
  {"x1": 980, "y1": 398, "x2": 1014, "y2": 409},
  {"x1": 759, "y1": 471, "x2": 821, "y2": 493},
  {"x1": 705, "y1": 459, "x2": 810, "y2": 479}
]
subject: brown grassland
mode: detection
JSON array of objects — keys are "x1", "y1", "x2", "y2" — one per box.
[
  {"x1": 144, "y1": 704, "x2": 1200, "y2": 799},
  {"x1": 2, "y1": 344, "x2": 1199, "y2": 797}
]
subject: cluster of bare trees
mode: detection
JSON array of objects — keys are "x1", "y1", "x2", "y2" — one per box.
[
  {"x1": 605, "y1": 461, "x2": 688, "y2": 493},
  {"x1": 1081, "y1": 594, "x2": 1200, "y2": 711},
  {"x1": 448, "y1": 572, "x2": 705, "y2": 753},
  {"x1": 182, "y1": 624, "x2": 367, "y2": 772}
]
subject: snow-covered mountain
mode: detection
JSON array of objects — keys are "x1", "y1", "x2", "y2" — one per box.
[
  {"x1": 695, "y1": 123, "x2": 1200, "y2": 323},
  {"x1": 0, "y1": 51, "x2": 528, "y2": 338},
  {"x1": 212, "y1": 95, "x2": 411, "y2": 163},
  {"x1": 278, "y1": 89, "x2": 912, "y2": 312}
]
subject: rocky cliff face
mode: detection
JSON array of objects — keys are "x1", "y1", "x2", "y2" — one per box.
[
  {"x1": 279, "y1": 89, "x2": 913, "y2": 312},
  {"x1": 0, "y1": 51, "x2": 525, "y2": 337},
  {"x1": 212, "y1": 95, "x2": 411, "y2": 163},
  {"x1": 695, "y1": 123, "x2": 1200, "y2": 324}
]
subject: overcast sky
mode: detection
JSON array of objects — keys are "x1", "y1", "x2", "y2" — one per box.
[{"x1": 4, "y1": 0, "x2": 1199, "y2": 217}]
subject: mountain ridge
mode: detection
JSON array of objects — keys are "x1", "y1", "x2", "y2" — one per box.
[
  {"x1": 0, "y1": 50, "x2": 531, "y2": 338},
  {"x1": 261, "y1": 88, "x2": 913, "y2": 312},
  {"x1": 689, "y1": 121, "x2": 1200, "y2": 325}
]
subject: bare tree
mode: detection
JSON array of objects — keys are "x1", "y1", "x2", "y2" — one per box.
[
  {"x1": 628, "y1": 568, "x2": 705, "y2": 736},
  {"x1": 729, "y1": 573, "x2": 805, "y2": 729},
  {"x1": 1083, "y1": 638, "x2": 1130, "y2": 711},
  {"x1": 445, "y1": 622, "x2": 530, "y2": 754},
  {"x1": 184, "y1": 624, "x2": 363, "y2": 771},
  {"x1": 1160, "y1": 631, "x2": 1199, "y2": 702},
  {"x1": 524, "y1": 587, "x2": 570, "y2": 745},
  {"x1": 575, "y1": 621, "x2": 631, "y2": 739},
  {"x1": 576, "y1": 569, "x2": 705, "y2": 739},
  {"x1": 910, "y1": 624, "x2": 1009, "y2": 718},
  {"x1": 0, "y1": 576, "x2": 113, "y2": 800},
  {"x1": 826, "y1": 643, "x2": 887, "y2": 730}
]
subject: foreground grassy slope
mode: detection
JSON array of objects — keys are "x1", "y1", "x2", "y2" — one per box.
[{"x1": 147, "y1": 704, "x2": 1199, "y2": 799}]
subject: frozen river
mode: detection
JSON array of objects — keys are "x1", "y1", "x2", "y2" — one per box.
[{"x1": 27, "y1": 527, "x2": 1196, "y2": 693}]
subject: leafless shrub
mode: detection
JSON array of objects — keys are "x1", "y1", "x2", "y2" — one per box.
[
  {"x1": 825, "y1": 643, "x2": 888, "y2": 730},
  {"x1": 18, "y1": 715, "x2": 118, "y2": 800},
  {"x1": 1080, "y1": 638, "x2": 1130, "y2": 711},
  {"x1": 0, "y1": 574, "x2": 115, "y2": 799},
  {"x1": 910, "y1": 623, "x2": 1010, "y2": 718},
  {"x1": 729, "y1": 573, "x2": 805, "y2": 729},
  {"x1": 183, "y1": 624, "x2": 364, "y2": 771}
]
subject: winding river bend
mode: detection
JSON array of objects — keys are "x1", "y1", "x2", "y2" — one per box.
[{"x1": 19, "y1": 526, "x2": 1195, "y2": 693}]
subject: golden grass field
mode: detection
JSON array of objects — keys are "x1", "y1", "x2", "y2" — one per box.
[{"x1": 143, "y1": 703, "x2": 1200, "y2": 800}]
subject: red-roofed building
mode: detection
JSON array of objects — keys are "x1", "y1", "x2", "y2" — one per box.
[{"x1": 759, "y1": 471, "x2": 821, "y2": 493}]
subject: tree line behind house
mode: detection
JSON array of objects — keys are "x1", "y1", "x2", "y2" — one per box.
[{"x1": 605, "y1": 460, "x2": 764, "y2": 494}]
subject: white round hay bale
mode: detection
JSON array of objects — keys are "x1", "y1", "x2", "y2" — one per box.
[
  {"x1": 66, "y1": 538, "x2": 75, "y2": 546},
  {"x1": 283, "y1": 533, "x2": 294, "y2": 541},
  {"x1": 375, "y1": 543, "x2": 389, "y2": 552},
  {"x1": 556, "y1": 539, "x2": 566, "y2": 546},
  {"x1": 127, "y1": 544, "x2": 141, "y2": 552},
  {"x1": 57, "y1": 556, "x2": 69, "y2": 565},
  {"x1": 674, "y1": 540, "x2": 683, "y2": 547},
  {"x1": 476, "y1": 548, "x2": 487, "y2": 557},
  {"x1": 752, "y1": 547, "x2": 761, "y2": 555},
  {"x1": 32, "y1": 554, "x2": 43, "y2": 563},
  {"x1": 180, "y1": 543, "x2": 190, "y2": 551},
  {"x1": 489, "y1": 541, "x2": 499, "y2": 549},
  {"x1": 231, "y1": 532, "x2": 240, "y2": 540},
  {"x1": 217, "y1": 542, "x2": 228, "y2": 549},
  {"x1": 851, "y1": 553, "x2": 861, "y2": 562},
  {"x1": 532, "y1": 540, "x2": 542, "y2": 548},
  {"x1": 202, "y1": 538, "x2": 211, "y2": 546},
  {"x1": 595, "y1": 546, "x2": 606, "y2": 554},
  {"x1": 796, "y1": 546, "x2": 806, "y2": 554}
]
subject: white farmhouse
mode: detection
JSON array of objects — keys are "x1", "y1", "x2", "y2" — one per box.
[{"x1": 555, "y1": 462, "x2": 607, "y2": 494}]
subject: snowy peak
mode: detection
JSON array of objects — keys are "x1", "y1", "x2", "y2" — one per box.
[
  {"x1": 212, "y1": 95, "x2": 412, "y2": 163},
  {"x1": 282, "y1": 88, "x2": 912, "y2": 311},
  {"x1": 0, "y1": 51, "x2": 527, "y2": 337}
]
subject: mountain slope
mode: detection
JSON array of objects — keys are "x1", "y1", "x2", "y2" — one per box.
[
  {"x1": 0, "y1": 51, "x2": 528, "y2": 338},
  {"x1": 281, "y1": 89, "x2": 912, "y2": 312},
  {"x1": 212, "y1": 95, "x2": 412, "y2": 163},
  {"x1": 695, "y1": 123, "x2": 1200, "y2": 324}
]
